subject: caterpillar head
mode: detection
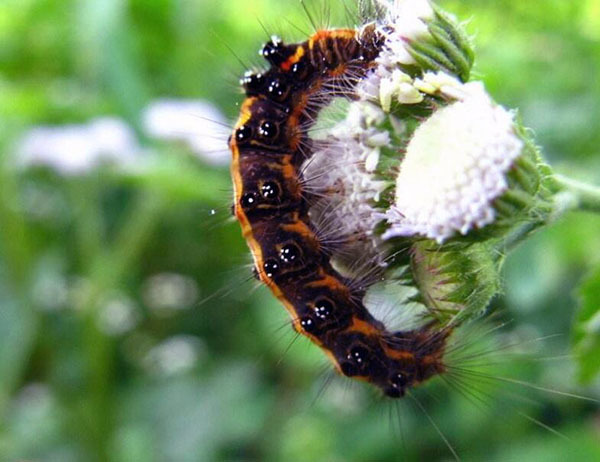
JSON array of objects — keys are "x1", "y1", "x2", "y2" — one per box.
[{"x1": 332, "y1": 325, "x2": 451, "y2": 398}]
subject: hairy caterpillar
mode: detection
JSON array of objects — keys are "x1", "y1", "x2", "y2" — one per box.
[
  {"x1": 202, "y1": 3, "x2": 600, "y2": 460},
  {"x1": 229, "y1": 21, "x2": 451, "y2": 397}
]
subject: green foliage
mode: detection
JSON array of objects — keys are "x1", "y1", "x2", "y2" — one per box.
[
  {"x1": 574, "y1": 265, "x2": 600, "y2": 383},
  {"x1": 0, "y1": 1, "x2": 599, "y2": 461}
]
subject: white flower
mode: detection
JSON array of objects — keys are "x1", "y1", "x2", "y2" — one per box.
[
  {"x1": 142, "y1": 99, "x2": 229, "y2": 166},
  {"x1": 16, "y1": 117, "x2": 142, "y2": 175},
  {"x1": 377, "y1": 0, "x2": 434, "y2": 65},
  {"x1": 97, "y1": 296, "x2": 141, "y2": 336},
  {"x1": 380, "y1": 70, "x2": 424, "y2": 111},
  {"x1": 143, "y1": 335, "x2": 204, "y2": 377},
  {"x1": 357, "y1": 2, "x2": 437, "y2": 107},
  {"x1": 303, "y1": 102, "x2": 389, "y2": 250},
  {"x1": 142, "y1": 272, "x2": 199, "y2": 316},
  {"x1": 414, "y1": 71, "x2": 485, "y2": 100},
  {"x1": 383, "y1": 87, "x2": 524, "y2": 243}
]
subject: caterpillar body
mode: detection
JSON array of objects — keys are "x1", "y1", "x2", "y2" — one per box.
[{"x1": 229, "y1": 25, "x2": 449, "y2": 398}]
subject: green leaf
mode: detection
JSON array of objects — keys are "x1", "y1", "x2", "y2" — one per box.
[{"x1": 573, "y1": 264, "x2": 600, "y2": 383}]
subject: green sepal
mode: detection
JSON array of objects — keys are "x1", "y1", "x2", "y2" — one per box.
[
  {"x1": 405, "y1": 5, "x2": 475, "y2": 82},
  {"x1": 405, "y1": 240, "x2": 501, "y2": 326}
]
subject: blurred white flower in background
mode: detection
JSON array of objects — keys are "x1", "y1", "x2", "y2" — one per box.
[
  {"x1": 15, "y1": 99, "x2": 230, "y2": 175},
  {"x1": 97, "y1": 295, "x2": 141, "y2": 336},
  {"x1": 143, "y1": 335, "x2": 205, "y2": 377},
  {"x1": 319, "y1": 380, "x2": 367, "y2": 415},
  {"x1": 32, "y1": 272, "x2": 69, "y2": 312},
  {"x1": 11, "y1": 383, "x2": 57, "y2": 438},
  {"x1": 16, "y1": 117, "x2": 143, "y2": 175},
  {"x1": 142, "y1": 99, "x2": 230, "y2": 166},
  {"x1": 142, "y1": 272, "x2": 199, "y2": 316}
]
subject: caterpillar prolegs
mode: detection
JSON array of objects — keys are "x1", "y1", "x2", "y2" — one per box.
[{"x1": 229, "y1": 23, "x2": 449, "y2": 397}]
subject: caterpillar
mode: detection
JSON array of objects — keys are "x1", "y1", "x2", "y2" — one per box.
[{"x1": 229, "y1": 23, "x2": 450, "y2": 397}]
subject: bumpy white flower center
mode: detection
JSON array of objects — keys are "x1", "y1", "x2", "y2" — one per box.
[{"x1": 383, "y1": 88, "x2": 524, "y2": 243}]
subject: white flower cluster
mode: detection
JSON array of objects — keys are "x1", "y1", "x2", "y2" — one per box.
[
  {"x1": 16, "y1": 117, "x2": 143, "y2": 175},
  {"x1": 304, "y1": 0, "x2": 447, "y2": 250},
  {"x1": 15, "y1": 99, "x2": 229, "y2": 175},
  {"x1": 307, "y1": 0, "x2": 525, "y2": 245},
  {"x1": 383, "y1": 86, "x2": 524, "y2": 243},
  {"x1": 304, "y1": 103, "x2": 389, "y2": 246},
  {"x1": 142, "y1": 99, "x2": 230, "y2": 166},
  {"x1": 358, "y1": 0, "x2": 434, "y2": 106},
  {"x1": 375, "y1": 0, "x2": 435, "y2": 64}
]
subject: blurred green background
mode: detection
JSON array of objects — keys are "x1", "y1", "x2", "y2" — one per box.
[{"x1": 1, "y1": 0, "x2": 600, "y2": 461}]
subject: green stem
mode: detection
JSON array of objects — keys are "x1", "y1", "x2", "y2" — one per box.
[
  {"x1": 500, "y1": 220, "x2": 546, "y2": 254},
  {"x1": 502, "y1": 174, "x2": 600, "y2": 254},
  {"x1": 552, "y1": 174, "x2": 600, "y2": 215},
  {"x1": 0, "y1": 155, "x2": 38, "y2": 426}
]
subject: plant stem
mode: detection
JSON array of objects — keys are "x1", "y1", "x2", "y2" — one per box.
[
  {"x1": 552, "y1": 174, "x2": 600, "y2": 215},
  {"x1": 500, "y1": 220, "x2": 546, "y2": 254},
  {"x1": 0, "y1": 156, "x2": 38, "y2": 426},
  {"x1": 500, "y1": 174, "x2": 600, "y2": 254},
  {"x1": 71, "y1": 181, "x2": 165, "y2": 459}
]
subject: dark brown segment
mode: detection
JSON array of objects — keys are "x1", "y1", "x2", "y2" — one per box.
[
  {"x1": 237, "y1": 152, "x2": 304, "y2": 220},
  {"x1": 234, "y1": 98, "x2": 292, "y2": 152}
]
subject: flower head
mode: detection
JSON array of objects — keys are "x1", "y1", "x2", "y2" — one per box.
[
  {"x1": 379, "y1": 0, "x2": 435, "y2": 64},
  {"x1": 383, "y1": 85, "x2": 524, "y2": 243}
]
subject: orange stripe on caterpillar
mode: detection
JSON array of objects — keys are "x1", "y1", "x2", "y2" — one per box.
[{"x1": 279, "y1": 45, "x2": 305, "y2": 72}]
